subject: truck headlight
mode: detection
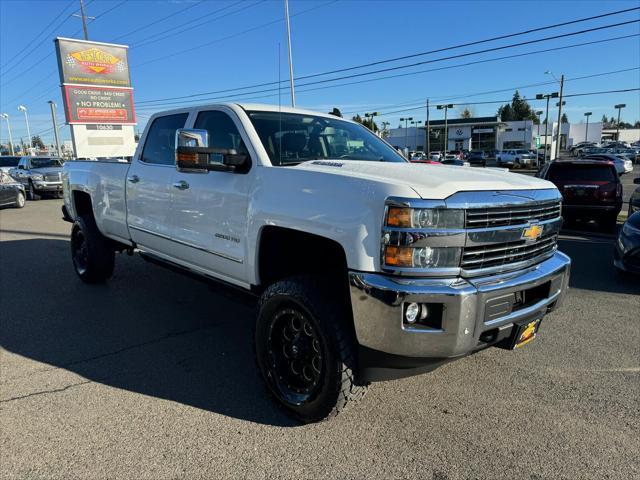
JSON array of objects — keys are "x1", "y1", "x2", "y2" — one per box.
[
  {"x1": 384, "y1": 245, "x2": 461, "y2": 268},
  {"x1": 31, "y1": 174, "x2": 44, "y2": 181},
  {"x1": 386, "y1": 206, "x2": 464, "y2": 229}
]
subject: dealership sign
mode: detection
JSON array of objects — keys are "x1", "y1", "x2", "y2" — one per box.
[
  {"x1": 63, "y1": 85, "x2": 135, "y2": 124},
  {"x1": 55, "y1": 38, "x2": 131, "y2": 87}
]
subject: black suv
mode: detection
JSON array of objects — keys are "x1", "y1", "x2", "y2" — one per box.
[{"x1": 538, "y1": 160, "x2": 622, "y2": 231}]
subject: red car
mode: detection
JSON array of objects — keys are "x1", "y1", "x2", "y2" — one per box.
[
  {"x1": 410, "y1": 159, "x2": 442, "y2": 165},
  {"x1": 537, "y1": 160, "x2": 622, "y2": 231}
]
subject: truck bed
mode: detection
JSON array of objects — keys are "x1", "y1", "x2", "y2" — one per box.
[{"x1": 63, "y1": 160, "x2": 132, "y2": 245}]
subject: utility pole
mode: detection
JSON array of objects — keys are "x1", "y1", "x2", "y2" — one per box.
[
  {"x1": 436, "y1": 104, "x2": 453, "y2": 154},
  {"x1": 554, "y1": 74, "x2": 564, "y2": 159},
  {"x1": 284, "y1": 0, "x2": 296, "y2": 107},
  {"x1": 426, "y1": 98, "x2": 430, "y2": 155},
  {"x1": 364, "y1": 112, "x2": 379, "y2": 132},
  {"x1": 535, "y1": 110, "x2": 542, "y2": 167},
  {"x1": 48, "y1": 101, "x2": 62, "y2": 157},
  {"x1": 72, "y1": 0, "x2": 94, "y2": 40},
  {"x1": 1, "y1": 113, "x2": 15, "y2": 155},
  {"x1": 584, "y1": 112, "x2": 592, "y2": 142},
  {"x1": 614, "y1": 103, "x2": 626, "y2": 142}
]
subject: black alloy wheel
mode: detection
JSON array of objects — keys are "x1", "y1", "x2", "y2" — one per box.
[{"x1": 267, "y1": 307, "x2": 324, "y2": 405}]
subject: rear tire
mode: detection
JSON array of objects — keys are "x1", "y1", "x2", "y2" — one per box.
[
  {"x1": 14, "y1": 191, "x2": 25, "y2": 208},
  {"x1": 70, "y1": 214, "x2": 115, "y2": 283},
  {"x1": 255, "y1": 275, "x2": 368, "y2": 423}
]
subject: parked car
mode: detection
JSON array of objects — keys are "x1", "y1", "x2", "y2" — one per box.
[
  {"x1": 569, "y1": 141, "x2": 597, "y2": 156},
  {"x1": 447, "y1": 150, "x2": 464, "y2": 160},
  {"x1": 0, "y1": 155, "x2": 21, "y2": 173},
  {"x1": 538, "y1": 159, "x2": 622, "y2": 231},
  {"x1": 496, "y1": 149, "x2": 537, "y2": 168},
  {"x1": 410, "y1": 151, "x2": 426, "y2": 161},
  {"x1": 628, "y1": 176, "x2": 640, "y2": 217},
  {"x1": 466, "y1": 151, "x2": 486, "y2": 167},
  {"x1": 429, "y1": 151, "x2": 442, "y2": 161},
  {"x1": 583, "y1": 154, "x2": 633, "y2": 175},
  {"x1": 410, "y1": 159, "x2": 442, "y2": 165},
  {"x1": 0, "y1": 171, "x2": 26, "y2": 208},
  {"x1": 614, "y1": 211, "x2": 640, "y2": 274},
  {"x1": 9, "y1": 156, "x2": 64, "y2": 200},
  {"x1": 442, "y1": 158, "x2": 470, "y2": 167},
  {"x1": 62, "y1": 102, "x2": 570, "y2": 422}
]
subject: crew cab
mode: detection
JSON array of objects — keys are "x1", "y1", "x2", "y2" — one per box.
[
  {"x1": 62, "y1": 103, "x2": 571, "y2": 422},
  {"x1": 9, "y1": 156, "x2": 64, "y2": 200}
]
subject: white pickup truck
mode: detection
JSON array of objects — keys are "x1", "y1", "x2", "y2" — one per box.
[{"x1": 62, "y1": 103, "x2": 571, "y2": 422}]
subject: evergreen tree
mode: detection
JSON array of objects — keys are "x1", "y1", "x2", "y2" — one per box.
[{"x1": 561, "y1": 113, "x2": 569, "y2": 123}]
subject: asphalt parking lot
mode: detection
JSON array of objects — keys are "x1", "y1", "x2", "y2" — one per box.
[{"x1": 1, "y1": 199, "x2": 639, "y2": 480}]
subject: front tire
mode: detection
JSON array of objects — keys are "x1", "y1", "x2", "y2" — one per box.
[
  {"x1": 70, "y1": 214, "x2": 115, "y2": 283},
  {"x1": 255, "y1": 275, "x2": 368, "y2": 423},
  {"x1": 28, "y1": 181, "x2": 40, "y2": 201},
  {"x1": 14, "y1": 191, "x2": 25, "y2": 208}
]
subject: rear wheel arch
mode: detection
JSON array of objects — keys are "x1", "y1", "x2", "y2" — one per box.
[{"x1": 72, "y1": 190, "x2": 94, "y2": 219}]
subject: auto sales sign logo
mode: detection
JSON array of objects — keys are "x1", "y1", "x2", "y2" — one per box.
[{"x1": 66, "y1": 47, "x2": 123, "y2": 75}]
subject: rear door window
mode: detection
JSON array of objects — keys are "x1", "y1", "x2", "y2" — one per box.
[
  {"x1": 141, "y1": 113, "x2": 189, "y2": 165},
  {"x1": 548, "y1": 164, "x2": 616, "y2": 182}
]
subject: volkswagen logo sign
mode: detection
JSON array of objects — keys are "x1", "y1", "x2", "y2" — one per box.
[{"x1": 456, "y1": 129, "x2": 463, "y2": 136}]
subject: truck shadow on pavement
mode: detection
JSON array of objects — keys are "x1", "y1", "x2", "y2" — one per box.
[
  {"x1": 558, "y1": 238, "x2": 640, "y2": 295},
  {"x1": 0, "y1": 238, "x2": 298, "y2": 427}
]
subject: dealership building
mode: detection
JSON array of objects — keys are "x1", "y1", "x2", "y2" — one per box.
[{"x1": 387, "y1": 116, "x2": 608, "y2": 159}]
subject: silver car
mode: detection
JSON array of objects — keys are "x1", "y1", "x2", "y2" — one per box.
[{"x1": 9, "y1": 156, "x2": 64, "y2": 200}]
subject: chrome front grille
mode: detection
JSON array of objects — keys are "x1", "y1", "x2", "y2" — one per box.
[
  {"x1": 44, "y1": 173, "x2": 61, "y2": 182},
  {"x1": 465, "y1": 201, "x2": 561, "y2": 229},
  {"x1": 461, "y1": 234, "x2": 558, "y2": 270}
]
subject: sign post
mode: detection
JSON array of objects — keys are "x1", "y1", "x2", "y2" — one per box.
[{"x1": 55, "y1": 37, "x2": 137, "y2": 159}]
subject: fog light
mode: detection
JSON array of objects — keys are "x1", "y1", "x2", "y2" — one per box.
[{"x1": 405, "y1": 303, "x2": 420, "y2": 323}]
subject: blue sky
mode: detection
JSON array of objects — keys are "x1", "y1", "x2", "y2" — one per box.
[{"x1": 1, "y1": 0, "x2": 639, "y2": 146}]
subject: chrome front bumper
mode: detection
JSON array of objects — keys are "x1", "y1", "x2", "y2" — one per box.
[{"x1": 349, "y1": 251, "x2": 571, "y2": 359}]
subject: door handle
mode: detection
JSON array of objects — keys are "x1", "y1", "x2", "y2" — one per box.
[
  {"x1": 173, "y1": 180, "x2": 189, "y2": 190},
  {"x1": 127, "y1": 175, "x2": 140, "y2": 183}
]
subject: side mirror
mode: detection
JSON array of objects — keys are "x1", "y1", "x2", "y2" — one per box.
[
  {"x1": 18, "y1": 165, "x2": 24, "y2": 170},
  {"x1": 175, "y1": 129, "x2": 249, "y2": 173}
]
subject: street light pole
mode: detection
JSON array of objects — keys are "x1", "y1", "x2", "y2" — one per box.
[
  {"x1": 614, "y1": 103, "x2": 626, "y2": 142},
  {"x1": 364, "y1": 112, "x2": 379, "y2": 133},
  {"x1": 412, "y1": 120, "x2": 422, "y2": 150},
  {"x1": 426, "y1": 98, "x2": 430, "y2": 155},
  {"x1": 284, "y1": 0, "x2": 296, "y2": 107},
  {"x1": 535, "y1": 110, "x2": 543, "y2": 167},
  {"x1": 554, "y1": 74, "x2": 565, "y2": 159},
  {"x1": 48, "y1": 101, "x2": 62, "y2": 157},
  {"x1": 536, "y1": 92, "x2": 558, "y2": 163},
  {"x1": 400, "y1": 117, "x2": 413, "y2": 154},
  {"x1": 436, "y1": 104, "x2": 453, "y2": 154},
  {"x1": 1, "y1": 113, "x2": 15, "y2": 155},
  {"x1": 17, "y1": 105, "x2": 31, "y2": 155},
  {"x1": 584, "y1": 112, "x2": 592, "y2": 142}
]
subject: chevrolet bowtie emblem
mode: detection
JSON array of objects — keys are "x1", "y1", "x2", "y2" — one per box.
[{"x1": 522, "y1": 224, "x2": 543, "y2": 241}]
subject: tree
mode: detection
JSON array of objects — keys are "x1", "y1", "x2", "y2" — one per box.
[
  {"x1": 601, "y1": 114, "x2": 608, "y2": 124},
  {"x1": 561, "y1": 113, "x2": 569, "y2": 123},
  {"x1": 497, "y1": 90, "x2": 539, "y2": 123},
  {"x1": 352, "y1": 113, "x2": 378, "y2": 132},
  {"x1": 31, "y1": 135, "x2": 44, "y2": 149},
  {"x1": 459, "y1": 106, "x2": 474, "y2": 118},
  {"x1": 634, "y1": 121, "x2": 640, "y2": 129}
]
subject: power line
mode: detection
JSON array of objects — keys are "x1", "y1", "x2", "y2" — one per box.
[
  {"x1": 135, "y1": 33, "x2": 639, "y2": 110},
  {"x1": 0, "y1": 0, "x2": 75, "y2": 70},
  {"x1": 133, "y1": 0, "x2": 337, "y2": 66},
  {"x1": 132, "y1": 1, "x2": 256, "y2": 49},
  {"x1": 138, "y1": 14, "x2": 640, "y2": 104},
  {"x1": 111, "y1": 0, "x2": 205, "y2": 42}
]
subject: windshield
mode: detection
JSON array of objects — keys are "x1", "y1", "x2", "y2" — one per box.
[
  {"x1": 31, "y1": 158, "x2": 63, "y2": 168},
  {"x1": 246, "y1": 111, "x2": 407, "y2": 166}
]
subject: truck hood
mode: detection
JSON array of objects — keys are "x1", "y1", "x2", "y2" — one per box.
[{"x1": 295, "y1": 160, "x2": 555, "y2": 199}]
